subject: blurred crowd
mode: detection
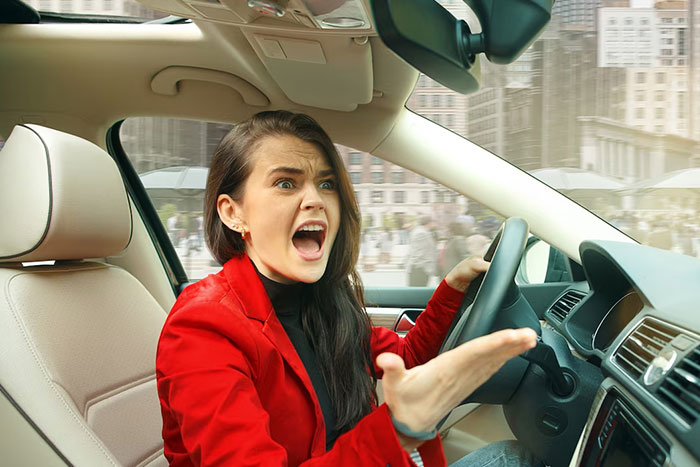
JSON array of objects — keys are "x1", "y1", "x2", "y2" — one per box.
[
  {"x1": 357, "y1": 207, "x2": 700, "y2": 287},
  {"x1": 162, "y1": 205, "x2": 700, "y2": 284},
  {"x1": 607, "y1": 210, "x2": 700, "y2": 258},
  {"x1": 359, "y1": 212, "x2": 502, "y2": 286}
]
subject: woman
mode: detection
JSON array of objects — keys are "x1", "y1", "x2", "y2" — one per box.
[{"x1": 156, "y1": 111, "x2": 537, "y2": 466}]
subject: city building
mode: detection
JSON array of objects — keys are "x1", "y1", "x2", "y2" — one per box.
[
  {"x1": 460, "y1": 4, "x2": 698, "y2": 179},
  {"x1": 335, "y1": 146, "x2": 466, "y2": 230},
  {"x1": 552, "y1": 0, "x2": 604, "y2": 30},
  {"x1": 598, "y1": 6, "x2": 656, "y2": 67},
  {"x1": 578, "y1": 116, "x2": 697, "y2": 182},
  {"x1": 598, "y1": 1, "x2": 691, "y2": 137},
  {"x1": 689, "y1": 0, "x2": 700, "y2": 140},
  {"x1": 121, "y1": 118, "x2": 231, "y2": 174}
]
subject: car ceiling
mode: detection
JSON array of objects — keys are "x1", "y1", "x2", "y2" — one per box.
[{"x1": 0, "y1": 0, "x2": 418, "y2": 151}]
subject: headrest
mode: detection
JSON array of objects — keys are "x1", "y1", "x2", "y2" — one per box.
[{"x1": 0, "y1": 124, "x2": 132, "y2": 263}]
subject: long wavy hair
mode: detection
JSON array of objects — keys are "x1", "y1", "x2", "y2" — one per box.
[{"x1": 203, "y1": 110, "x2": 376, "y2": 434}]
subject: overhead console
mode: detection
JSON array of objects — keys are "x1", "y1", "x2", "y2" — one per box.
[{"x1": 137, "y1": 0, "x2": 378, "y2": 111}]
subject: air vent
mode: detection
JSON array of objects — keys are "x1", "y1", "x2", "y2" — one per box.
[
  {"x1": 548, "y1": 290, "x2": 587, "y2": 322},
  {"x1": 614, "y1": 319, "x2": 679, "y2": 380},
  {"x1": 657, "y1": 346, "x2": 700, "y2": 425}
]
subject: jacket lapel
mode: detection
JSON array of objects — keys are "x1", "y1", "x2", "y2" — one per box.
[{"x1": 223, "y1": 254, "x2": 326, "y2": 451}]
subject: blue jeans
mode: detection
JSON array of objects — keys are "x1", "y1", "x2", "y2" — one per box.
[{"x1": 449, "y1": 440, "x2": 543, "y2": 467}]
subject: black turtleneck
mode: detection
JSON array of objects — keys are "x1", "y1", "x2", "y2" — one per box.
[{"x1": 254, "y1": 265, "x2": 338, "y2": 451}]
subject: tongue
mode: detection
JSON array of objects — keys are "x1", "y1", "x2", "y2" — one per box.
[{"x1": 293, "y1": 235, "x2": 320, "y2": 254}]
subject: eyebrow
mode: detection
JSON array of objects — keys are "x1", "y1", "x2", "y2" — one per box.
[{"x1": 267, "y1": 166, "x2": 336, "y2": 177}]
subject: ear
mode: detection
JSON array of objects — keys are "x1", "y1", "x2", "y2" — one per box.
[{"x1": 217, "y1": 194, "x2": 247, "y2": 233}]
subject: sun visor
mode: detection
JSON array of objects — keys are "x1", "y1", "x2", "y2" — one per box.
[{"x1": 243, "y1": 30, "x2": 373, "y2": 111}]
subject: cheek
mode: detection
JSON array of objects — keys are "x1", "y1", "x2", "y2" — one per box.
[
  {"x1": 328, "y1": 201, "x2": 342, "y2": 245},
  {"x1": 251, "y1": 206, "x2": 291, "y2": 246}
]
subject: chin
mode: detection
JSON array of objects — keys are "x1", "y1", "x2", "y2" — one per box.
[
  {"x1": 294, "y1": 264, "x2": 327, "y2": 283},
  {"x1": 288, "y1": 256, "x2": 330, "y2": 283}
]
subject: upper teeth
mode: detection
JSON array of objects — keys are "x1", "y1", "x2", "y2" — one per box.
[{"x1": 298, "y1": 225, "x2": 324, "y2": 232}]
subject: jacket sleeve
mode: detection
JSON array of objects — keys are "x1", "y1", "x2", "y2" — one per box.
[
  {"x1": 157, "y1": 300, "x2": 443, "y2": 467},
  {"x1": 371, "y1": 279, "x2": 465, "y2": 376}
]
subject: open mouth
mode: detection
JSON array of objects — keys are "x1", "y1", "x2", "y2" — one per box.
[{"x1": 292, "y1": 223, "x2": 326, "y2": 258}]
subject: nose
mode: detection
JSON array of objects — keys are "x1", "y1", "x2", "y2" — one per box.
[{"x1": 300, "y1": 184, "x2": 325, "y2": 211}]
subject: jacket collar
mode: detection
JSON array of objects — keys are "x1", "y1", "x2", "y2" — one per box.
[{"x1": 223, "y1": 253, "x2": 275, "y2": 323}]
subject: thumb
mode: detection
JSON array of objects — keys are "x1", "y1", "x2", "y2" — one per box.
[{"x1": 376, "y1": 352, "x2": 407, "y2": 381}]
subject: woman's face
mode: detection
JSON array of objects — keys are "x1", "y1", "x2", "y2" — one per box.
[{"x1": 219, "y1": 134, "x2": 341, "y2": 284}]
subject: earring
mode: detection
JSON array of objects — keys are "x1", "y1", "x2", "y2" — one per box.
[{"x1": 241, "y1": 229, "x2": 247, "y2": 240}]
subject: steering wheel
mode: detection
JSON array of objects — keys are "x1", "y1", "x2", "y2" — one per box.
[
  {"x1": 440, "y1": 216, "x2": 530, "y2": 353},
  {"x1": 434, "y1": 217, "x2": 534, "y2": 425}
]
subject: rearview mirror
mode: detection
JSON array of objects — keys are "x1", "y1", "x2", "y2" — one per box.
[{"x1": 370, "y1": 0, "x2": 553, "y2": 93}]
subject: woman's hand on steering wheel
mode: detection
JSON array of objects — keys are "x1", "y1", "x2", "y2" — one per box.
[
  {"x1": 444, "y1": 256, "x2": 490, "y2": 293},
  {"x1": 377, "y1": 327, "x2": 537, "y2": 448}
]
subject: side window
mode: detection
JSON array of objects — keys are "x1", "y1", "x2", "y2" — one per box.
[
  {"x1": 120, "y1": 117, "x2": 232, "y2": 280},
  {"x1": 120, "y1": 118, "x2": 503, "y2": 285}
]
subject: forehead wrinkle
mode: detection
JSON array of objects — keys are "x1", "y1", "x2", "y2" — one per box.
[{"x1": 254, "y1": 134, "x2": 335, "y2": 179}]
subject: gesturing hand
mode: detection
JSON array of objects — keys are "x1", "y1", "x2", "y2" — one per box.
[{"x1": 377, "y1": 328, "x2": 537, "y2": 447}]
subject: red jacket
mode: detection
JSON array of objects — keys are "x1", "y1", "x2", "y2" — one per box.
[{"x1": 156, "y1": 254, "x2": 465, "y2": 466}]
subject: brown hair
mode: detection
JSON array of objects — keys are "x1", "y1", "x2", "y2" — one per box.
[{"x1": 204, "y1": 110, "x2": 376, "y2": 434}]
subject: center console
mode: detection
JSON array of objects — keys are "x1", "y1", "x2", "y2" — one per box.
[{"x1": 579, "y1": 389, "x2": 670, "y2": 467}]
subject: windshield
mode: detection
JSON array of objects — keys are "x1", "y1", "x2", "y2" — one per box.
[{"x1": 408, "y1": 0, "x2": 700, "y2": 258}]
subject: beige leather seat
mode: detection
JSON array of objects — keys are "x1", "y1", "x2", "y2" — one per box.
[{"x1": 0, "y1": 124, "x2": 168, "y2": 466}]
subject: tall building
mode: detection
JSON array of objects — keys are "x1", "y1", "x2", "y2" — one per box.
[
  {"x1": 599, "y1": 1, "x2": 687, "y2": 68},
  {"x1": 598, "y1": 7, "x2": 656, "y2": 67},
  {"x1": 552, "y1": 0, "x2": 604, "y2": 29},
  {"x1": 598, "y1": 2, "x2": 691, "y2": 137},
  {"x1": 463, "y1": 24, "x2": 616, "y2": 170},
  {"x1": 689, "y1": 0, "x2": 700, "y2": 140}
]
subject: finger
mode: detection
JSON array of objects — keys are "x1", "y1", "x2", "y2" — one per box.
[
  {"x1": 376, "y1": 352, "x2": 407, "y2": 381},
  {"x1": 468, "y1": 257, "x2": 490, "y2": 272},
  {"x1": 453, "y1": 328, "x2": 537, "y2": 361}
]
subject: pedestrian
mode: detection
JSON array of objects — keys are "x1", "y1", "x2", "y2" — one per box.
[
  {"x1": 438, "y1": 221, "x2": 469, "y2": 278},
  {"x1": 378, "y1": 227, "x2": 393, "y2": 265},
  {"x1": 406, "y1": 215, "x2": 437, "y2": 286}
]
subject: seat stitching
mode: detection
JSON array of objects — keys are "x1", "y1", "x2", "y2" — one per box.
[
  {"x1": 135, "y1": 447, "x2": 165, "y2": 467},
  {"x1": 4, "y1": 272, "x2": 119, "y2": 466},
  {"x1": 84, "y1": 374, "x2": 156, "y2": 414}
]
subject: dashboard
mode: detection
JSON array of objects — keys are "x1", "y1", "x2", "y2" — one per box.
[{"x1": 541, "y1": 240, "x2": 700, "y2": 466}]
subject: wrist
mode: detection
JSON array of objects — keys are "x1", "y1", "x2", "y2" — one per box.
[
  {"x1": 390, "y1": 414, "x2": 438, "y2": 441},
  {"x1": 444, "y1": 274, "x2": 469, "y2": 293}
]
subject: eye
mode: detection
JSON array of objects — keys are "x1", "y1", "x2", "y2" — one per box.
[
  {"x1": 319, "y1": 179, "x2": 336, "y2": 190},
  {"x1": 276, "y1": 179, "x2": 294, "y2": 189}
]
